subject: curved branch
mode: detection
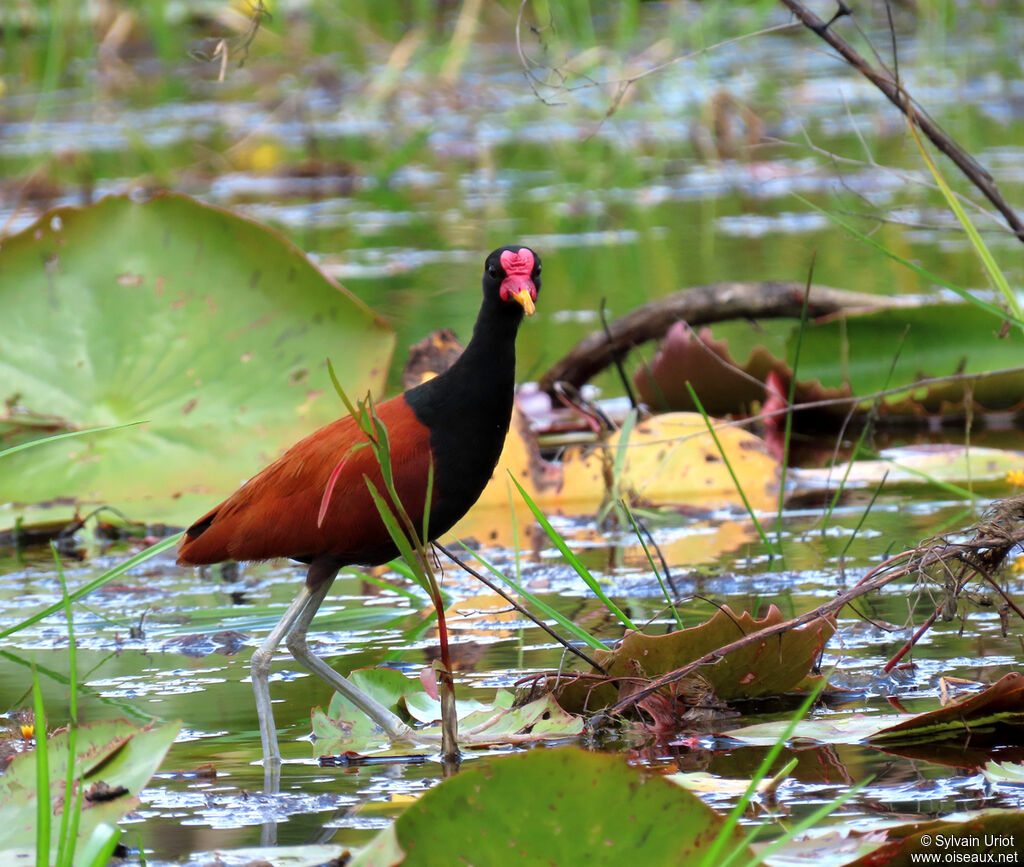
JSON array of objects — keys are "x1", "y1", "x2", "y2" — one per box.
[{"x1": 538, "y1": 281, "x2": 906, "y2": 393}]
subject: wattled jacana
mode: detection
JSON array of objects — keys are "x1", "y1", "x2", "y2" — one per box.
[{"x1": 177, "y1": 245, "x2": 541, "y2": 762}]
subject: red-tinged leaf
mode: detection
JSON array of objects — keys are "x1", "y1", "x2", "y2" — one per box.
[
  {"x1": 318, "y1": 457, "x2": 348, "y2": 528},
  {"x1": 419, "y1": 666, "x2": 439, "y2": 701}
]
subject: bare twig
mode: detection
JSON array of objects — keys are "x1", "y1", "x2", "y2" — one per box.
[
  {"x1": 433, "y1": 542, "x2": 607, "y2": 674},
  {"x1": 514, "y1": 1, "x2": 797, "y2": 116}
]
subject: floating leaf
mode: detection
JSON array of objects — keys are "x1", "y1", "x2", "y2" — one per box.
[
  {"x1": 0, "y1": 193, "x2": 393, "y2": 527},
  {"x1": 558, "y1": 604, "x2": 833, "y2": 715},
  {"x1": 349, "y1": 748, "x2": 753, "y2": 867},
  {"x1": 794, "y1": 445, "x2": 1024, "y2": 489},
  {"x1": 845, "y1": 809, "x2": 1024, "y2": 866},
  {"x1": 982, "y1": 760, "x2": 1024, "y2": 784},
  {"x1": 312, "y1": 675, "x2": 582, "y2": 754},
  {"x1": 727, "y1": 673, "x2": 1024, "y2": 757},
  {"x1": 0, "y1": 718, "x2": 180, "y2": 856},
  {"x1": 868, "y1": 671, "x2": 1024, "y2": 745}
]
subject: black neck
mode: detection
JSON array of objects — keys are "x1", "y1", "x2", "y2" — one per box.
[
  {"x1": 402, "y1": 292, "x2": 525, "y2": 535},
  {"x1": 409, "y1": 293, "x2": 523, "y2": 420}
]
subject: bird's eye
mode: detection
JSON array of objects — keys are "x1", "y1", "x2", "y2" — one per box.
[
  {"x1": 487, "y1": 265, "x2": 500, "y2": 278},
  {"x1": 535, "y1": 265, "x2": 542, "y2": 275}
]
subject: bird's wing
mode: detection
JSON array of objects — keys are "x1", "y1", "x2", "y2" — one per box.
[{"x1": 177, "y1": 396, "x2": 434, "y2": 566}]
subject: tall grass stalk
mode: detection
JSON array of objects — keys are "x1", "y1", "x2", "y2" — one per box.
[
  {"x1": 25, "y1": 551, "x2": 123, "y2": 866},
  {"x1": 32, "y1": 668, "x2": 50, "y2": 867},
  {"x1": 840, "y1": 471, "x2": 888, "y2": 561},
  {"x1": 685, "y1": 383, "x2": 775, "y2": 554},
  {"x1": 906, "y1": 115, "x2": 1022, "y2": 326},
  {"x1": 510, "y1": 474, "x2": 638, "y2": 631},
  {"x1": 699, "y1": 675, "x2": 865, "y2": 867},
  {"x1": 621, "y1": 501, "x2": 684, "y2": 630},
  {"x1": 0, "y1": 422, "x2": 143, "y2": 459},
  {"x1": 53, "y1": 544, "x2": 82, "y2": 867},
  {"x1": 773, "y1": 269, "x2": 813, "y2": 552},
  {"x1": 324, "y1": 361, "x2": 458, "y2": 754},
  {"x1": 821, "y1": 327, "x2": 907, "y2": 534},
  {"x1": 795, "y1": 194, "x2": 1024, "y2": 330},
  {"x1": 35, "y1": 0, "x2": 70, "y2": 121},
  {"x1": 597, "y1": 408, "x2": 639, "y2": 527}
]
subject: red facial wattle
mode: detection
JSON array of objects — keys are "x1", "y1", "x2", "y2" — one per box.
[{"x1": 499, "y1": 248, "x2": 537, "y2": 315}]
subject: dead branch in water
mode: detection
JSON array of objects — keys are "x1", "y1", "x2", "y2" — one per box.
[{"x1": 538, "y1": 281, "x2": 908, "y2": 394}]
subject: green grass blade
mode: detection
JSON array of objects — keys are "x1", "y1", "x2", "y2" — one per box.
[
  {"x1": 796, "y1": 194, "x2": 1024, "y2": 329},
  {"x1": 75, "y1": 824, "x2": 122, "y2": 867},
  {"x1": 363, "y1": 476, "x2": 429, "y2": 591},
  {"x1": 455, "y1": 539, "x2": 607, "y2": 651},
  {"x1": 774, "y1": 276, "x2": 811, "y2": 550},
  {"x1": 0, "y1": 422, "x2": 143, "y2": 459},
  {"x1": 325, "y1": 357, "x2": 361, "y2": 419},
  {"x1": 33, "y1": 668, "x2": 50, "y2": 867},
  {"x1": 906, "y1": 118, "x2": 1022, "y2": 323},
  {"x1": 840, "y1": 471, "x2": 888, "y2": 560},
  {"x1": 699, "y1": 677, "x2": 828, "y2": 867},
  {"x1": 729, "y1": 781, "x2": 867, "y2": 867},
  {"x1": 855, "y1": 446, "x2": 974, "y2": 498},
  {"x1": 612, "y1": 408, "x2": 638, "y2": 485},
  {"x1": 53, "y1": 545, "x2": 78, "y2": 867},
  {"x1": 686, "y1": 384, "x2": 774, "y2": 552},
  {"x1": 621, "y1": 501, "x2": 684, "y2": 630},
  {"x1": 510, "y1": 473, "x2": 637, "y2": 631},
  {"x1": 821, "y1": 327, "x2": 907, "y2": 533}
]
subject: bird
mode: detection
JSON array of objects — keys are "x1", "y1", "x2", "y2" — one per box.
[{"x1": 176, "y1": 245, "x2": 541, "y2": 763}]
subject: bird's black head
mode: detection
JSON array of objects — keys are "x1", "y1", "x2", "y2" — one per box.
[{"x1": 483, "y1": 245, "x2": 541, "y2": 317}]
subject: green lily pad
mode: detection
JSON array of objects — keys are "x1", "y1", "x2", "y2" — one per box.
[
  {"x1": 0, "y1": 718, "x2": 180, "y2": 856},
  {"x1": 0, "y1": 193, "x2": 394, "y2": 527},
  {"x1": 312, "y1": 672, "x2": 583, "y2": 754},
  {"x1": 350, "y1": 748, "x2": 754, "y2": 866},
  {"x1": 793, "y1": 304, "x2": 1024, "y2": 411}
]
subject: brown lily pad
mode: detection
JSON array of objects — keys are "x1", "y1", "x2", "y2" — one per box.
[{"x1": 557, "y1": 604, "x2": 834, "y2": 715}]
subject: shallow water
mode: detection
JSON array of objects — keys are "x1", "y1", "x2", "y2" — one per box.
[{"x1": 4, "y1": 493, "x2": 1024, "y2": 860}]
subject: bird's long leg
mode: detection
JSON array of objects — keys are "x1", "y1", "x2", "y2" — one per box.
[
  {"x1": 284, "y1": 562, "x2": 419, "y2": 743},
  {"x1": 251, "y1": 584, "x2": 318, "y2": 766}
]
